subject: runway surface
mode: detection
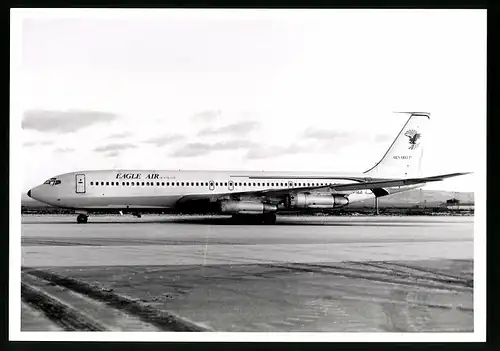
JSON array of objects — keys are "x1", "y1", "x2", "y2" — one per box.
[{"x1": 21, "y1": 214, "x2": 474, "y2": 332}]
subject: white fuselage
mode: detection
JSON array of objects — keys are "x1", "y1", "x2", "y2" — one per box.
[{"x1": 29, "y1": 169, "x2": 392, "y2": 211}]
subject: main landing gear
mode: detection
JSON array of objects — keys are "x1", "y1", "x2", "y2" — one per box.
[
  {"x1": 262, "y1": 213, "x2": 277, "y2": 225},
  {"x1": 76, "y1": 214, "x2": 88, "y2": 224}
]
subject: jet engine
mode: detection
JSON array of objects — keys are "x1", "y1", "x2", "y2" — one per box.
[
  {"x1": 285, "y1": 193, "x2": 349, "y2": 209},
  {"x1": 220, "y1": 201, "x2": 277, "y2": 215}
]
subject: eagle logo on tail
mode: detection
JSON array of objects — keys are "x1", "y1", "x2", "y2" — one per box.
[{"x1": 404, "y1": 129, "x2": 421, "y2": 150}]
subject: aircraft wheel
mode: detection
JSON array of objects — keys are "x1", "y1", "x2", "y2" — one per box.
[{"x1": 77, "y1": 214, "x2": 88, "y2": 223}]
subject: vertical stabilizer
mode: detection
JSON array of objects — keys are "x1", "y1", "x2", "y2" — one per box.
[{"x1": 364, "y1": 112, "x2": 430, "y2": 178}]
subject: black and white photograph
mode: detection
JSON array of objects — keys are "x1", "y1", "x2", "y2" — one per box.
[{"x1": 11, "y1": 8, "x2": 486, "y2": 342}]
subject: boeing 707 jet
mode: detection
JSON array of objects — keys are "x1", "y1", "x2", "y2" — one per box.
[{"x1": 27, "y1": 112, "x2": 470, "y2": 224}]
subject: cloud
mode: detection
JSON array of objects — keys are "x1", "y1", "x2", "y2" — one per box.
[
  {"x1": 105, "y1": 151, "x2": 120, "y2": 158},
  {"x1": 22, "y1": 109, "x2": 118, "y2": 133},
  {"x1": 23, "y1": 140, "x2": 54, "y2": 147},
  {"x1": 246, "y1": 143, "x2": 308, "y2": 159},
  {"x1": 108, "y1": 132, "x2": 133, "y2": 139},
  {"x1": 170, "y1": 140, "x2": 256, "y2": 157},
  {"x1": 170, "y1": 143, "x2": 210, "y2": 157},
  {"x1": 198, "y1": 121, "x2": 259, "y2": 136},
  {"x1": 94, "y1": 143, "x2": 137, "y2": 152},
  {"x1": 144, "y1": 134, "x2": 184, "y2": 147},
  {"x1": 303, "y1": 128, "x2": 350, "y2": 140},
  {"x1": 54, "y1": 147, "x2": 75, "y2": 153},
  {"x1": 191, "y1": 110, "x2": 221, "y2": 122}
]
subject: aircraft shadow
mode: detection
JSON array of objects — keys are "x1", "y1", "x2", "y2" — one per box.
[
  {"x1": 23, "y1": 216, "x2": 424, "y2": 227},
  {"x1": 167, "y1": 217, "x2": 423, "y2": 227}
]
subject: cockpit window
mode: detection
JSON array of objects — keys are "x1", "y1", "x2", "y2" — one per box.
[
  {"x1": 43, "y1": 178, "x2": 61, "y2": 185},
  {"x1": 43, "y1": 178, "x2": 56, "y2": 185}
]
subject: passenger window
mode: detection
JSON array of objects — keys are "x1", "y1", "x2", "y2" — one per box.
[
  {"x1": 257, "y1": 183, "x2": 260, "y2": 186},
  {"x1": 176, "y1": 182, "x2": 179, "y2": 186},
  {"x1": 181, "y1": 182, "x2": 184, "y2": 186},
  {"x1": 90, "y1": 181, "x2": 94, "y2": 185},
  {"x1": 161, "y1": 182, "x2": 165, "y2": 186},
  {"x1": 196, "y1": 182, "x2": 199, "y2": 186},
  {"x1": 125, "y1": 182, "x2": 129, "y2": 186},
  {"x1": 157, "y1": 182, "x2": 160, "y2": 186},
  {"x1": 244, "y1": 183, "x2": 247, "y2": 186},
  {"x1": 225, "y1": 182, "x2": 228, "y2": 186},
  {"x1": 105, "y1": 182, "x2": 109, "y2": 186}
]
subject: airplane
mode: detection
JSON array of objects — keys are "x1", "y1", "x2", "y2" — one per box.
[{"x1": 27, "y1": 112, "x2": 470, "y2": 224}]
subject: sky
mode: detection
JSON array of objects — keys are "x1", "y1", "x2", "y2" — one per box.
[{"x1": 12, "y1": 9, "x2": 486, "y2": 192}]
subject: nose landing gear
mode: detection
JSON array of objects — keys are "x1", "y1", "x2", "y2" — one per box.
[{"x1": 76, "y1": 214, "x2": 88, "y2": 223}]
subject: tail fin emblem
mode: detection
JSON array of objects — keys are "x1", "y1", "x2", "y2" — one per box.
[{"x1": 405, "y1": 129, "x2": 421, "y2": 150}]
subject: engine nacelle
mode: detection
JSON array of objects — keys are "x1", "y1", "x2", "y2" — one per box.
[
  {"x1": 286, "y1": 193, "x2": 349, "y2": 209},
  {"x1": 220, "y1": 201, "x2": 277, "y2": 215}
]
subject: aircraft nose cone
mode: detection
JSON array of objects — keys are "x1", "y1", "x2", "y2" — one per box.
[{"x1": 27, "y1": 189, "x2": 32, "y2": 198}]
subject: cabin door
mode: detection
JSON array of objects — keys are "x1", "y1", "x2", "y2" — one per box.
[{"x1": 75, "y1": 174, "x2": 86, "y2": 194}]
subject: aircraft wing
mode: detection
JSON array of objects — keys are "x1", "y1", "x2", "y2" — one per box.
[
  {"x1": 327, "y1": 172, "x2": 472, "y2": 192},
  {"x1": 176, "y1": 172, "x2": 471, "y2": 204}
]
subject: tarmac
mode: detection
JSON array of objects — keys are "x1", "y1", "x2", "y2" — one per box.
[{"x1": 20, "y1": 214, "x2": 474, "y2": 332}]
